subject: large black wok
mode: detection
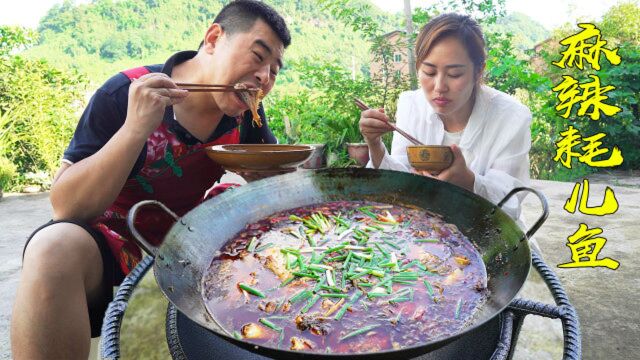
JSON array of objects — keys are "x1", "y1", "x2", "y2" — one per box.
[{"x1": 127, "y1": 168, "x2": 548, "y2": 359}]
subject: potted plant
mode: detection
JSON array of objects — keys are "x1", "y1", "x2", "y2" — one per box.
[{"x1": 0, "y1": 156, "x2": 17, "y2": 200}]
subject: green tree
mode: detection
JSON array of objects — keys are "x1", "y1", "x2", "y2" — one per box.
[{"x1": 0, "y1": 26, "x2": 87, "y2": 188}]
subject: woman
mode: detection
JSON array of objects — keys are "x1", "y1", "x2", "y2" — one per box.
[{"x1": 360, "y1": 13, "x2": 532, "y2": 234}]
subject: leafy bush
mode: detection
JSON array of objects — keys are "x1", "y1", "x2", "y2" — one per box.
[
  {"x1": 0, "y1": 156, "x2": 17, "y2": 190},
  {"x1": 1, "y1": 26, "x2": 87, "y2": 187}
]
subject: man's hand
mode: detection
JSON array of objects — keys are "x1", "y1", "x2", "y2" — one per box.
[
  {"x1": 124, "y1": 73, "x2": 189, "y2": 139},
  {"x1": 414, "y1": 145, "x2": 475, "y2": 191}
]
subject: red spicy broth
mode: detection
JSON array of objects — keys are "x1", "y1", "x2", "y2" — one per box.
[{"x1": 202, "y1": 201, "x2": 488, "y2": 353}]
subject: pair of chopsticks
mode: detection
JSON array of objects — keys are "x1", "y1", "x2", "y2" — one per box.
[
  {"x1": 175, "y1": 83, "x2": 257, "y2": 93},
  {"x1": 353, "y1": 98, "x2": 424, "y2": 146}
]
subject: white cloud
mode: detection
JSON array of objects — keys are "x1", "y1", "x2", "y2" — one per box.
[{"x1": 0, "y1": 0, "x2": 90, "y2": 28}]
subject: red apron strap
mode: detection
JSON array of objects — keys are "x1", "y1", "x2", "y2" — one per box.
[{"x1": 121, "y1": 66, "x2": 151, "y2": 80}]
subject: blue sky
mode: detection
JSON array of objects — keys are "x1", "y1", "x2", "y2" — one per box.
[{"x1": 0, "y1": 0, "x2": 622, "y2": 30}]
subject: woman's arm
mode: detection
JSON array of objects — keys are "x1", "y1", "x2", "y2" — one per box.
[{"x1": 364, "y1": 92, "x2": 415, "y2": 172}]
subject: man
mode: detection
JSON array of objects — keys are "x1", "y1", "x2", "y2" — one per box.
[{"x1": 11, "y1": 1, "x2": 290, "y2": 358}]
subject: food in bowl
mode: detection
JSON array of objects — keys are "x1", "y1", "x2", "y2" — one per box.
[
  {"x1": 407, "y1": 146, "x2": 454, "y2": 175},
  {"x1": 202, "y1": 200, "x2": 488, "y2": 353}
]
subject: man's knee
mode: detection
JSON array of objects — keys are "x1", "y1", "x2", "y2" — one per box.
[{"x1": 22, "y1": 222, "x2": 103, "y2": 286}]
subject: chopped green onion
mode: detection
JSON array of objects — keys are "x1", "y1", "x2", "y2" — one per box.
[
  {"x1": 280, "y1": 248, "x2": 301, "y2": 255},
  {"x1": 324, "y1": 244, "x2": 347, "y2": 254},
  {"x1": 280, "y1": 276, "x2": 296, "y2": 287},
  {"x1": 347, "y1": 271, "x2": 369, "y2": 280},
  {"x1": 325, "y1": 255, "x2": 348, "y2": 262},
  {"x1": 319, "y1": 293, "x2": 349, "y2": 298},
  {"x1": 382, "y1": 239, "x2": 401, "y2": 250},
  {"x1": 374, "y1": 243, "x2": 390, "y2": 257},
  {"x1": 351, "y1": 252, "x2": 372, "y2": 260},
  {"x1": 290, "y1": 289, "x2": 313, "y2": 304},
  {"x1": 292, "y1": 271, "x2": 319, "y2": 279},
  {"x1": 238, "y1": 283, "x2": 265, "y2": 298},
  {"x1": 308, "y1": 264, "x2": 333, "y2": 272},
  {"x1": 259, "y1": 318, "x2": 282, "y2": 332},
  {"x1": 255, "y1": 243, "x2": 274, "y2": 252},
  {"x1": 277, "y1": 330, "x2": 285, "y2": 349},
  {"x1": 319, "y1": 284, "x2": 342, "y2": 292},
  {"x1": 423, "y1": 279, "x2": 434, "y2": 297},
  {"x1": 367, "y1": 292, "x2": 391, "y2": 299},
  {"x1": 246, "y1": 237, "x2": 258, "y2": 252},
  {"x1": 359, "y1": 209, "x2": 378, "y2": 219},
  {"x1": 343, "y1": 252, "x2": 353, "y2": 269},
  {"x1": 334, "y1": 291, "x2": 363, "y2": 320},
  {"x1": 233, "y1": 331, "x2": 242, "y2": 339},
  {"x1": 367, "y1": 269, "x2": 385, "y2": 278},
  {"x1": 389, "y1": 296, "x2": 411, "y2": 303},
  {"x1": 415, "y1": 238, "x2": 439, "y2": 243},
  {"x1": 339, "y1": 324, "x2": 380, "y2": 341},
  {"x1": 296, "y1": 254, "x2": 306, "y2": 271},
  {"x1": 394, "y1": 280, "x2": 415, "y2": 285},
  {"x1": 326, "y1": 269, "x2": 336, "y2": 287},
  {"x1": 393, "y1": 311, "x2": 402, "y2": 325},
  {"x1": 455, "y1": 298, "x2": 463, "y2": 319},
  {"x1": 300, "y1": 294, "x2": 321, "y2": 313},
  {"x1": 289, "y1": 214, "x2": 304, "y2": 222},
  {"x1": 313, "y1": 276, "x2": 327, "y2": 292}
]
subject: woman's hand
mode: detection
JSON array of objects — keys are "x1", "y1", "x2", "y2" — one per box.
[
  {"x1": 359, "y1": 108, "x2": 394, "y2": 145},
  {"x1": 124, "y1": 73, "x2": 189, "y2": 139},
  {"x1": 415, "y1": 145, "x2": 475, "y2": 191}
]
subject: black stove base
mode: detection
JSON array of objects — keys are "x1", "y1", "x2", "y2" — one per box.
[{"x1": 166, "y1": 303, "x2": 512, "y2": 360}]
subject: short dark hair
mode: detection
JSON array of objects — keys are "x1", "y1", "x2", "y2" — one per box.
[{"x1": 199, "y1": 0, "x2": 290, "y2": 49}]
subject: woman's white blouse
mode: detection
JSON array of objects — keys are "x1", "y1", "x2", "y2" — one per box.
[{"x1": 367, "y1": 85, "x2": 532, "y2": 224}]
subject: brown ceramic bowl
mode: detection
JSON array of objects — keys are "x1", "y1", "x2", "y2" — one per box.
[
  {"x1": 407, "y1": 145, "x2": 453, "y2": 174},
  {"x1": 205, "y1": 144, "x2": 313, "y2": 173}
]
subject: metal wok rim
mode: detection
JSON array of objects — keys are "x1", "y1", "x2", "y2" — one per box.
[{"x1": 149, "y1": 168, "x2": 533, "y2": 358}]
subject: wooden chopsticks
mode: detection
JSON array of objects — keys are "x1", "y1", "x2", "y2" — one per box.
[
  {"x1": 175, "y1": 83, "x2": 257, "y2": 93},
  {"x1": 353, "y1": 98, "x2": 424, "y2": 146}
]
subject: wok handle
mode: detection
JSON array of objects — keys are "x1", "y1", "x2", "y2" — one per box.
[
  {"x1": 127, "y1": 200, "x2": 180, "y2": 257},
  {"x1": 497, "y1": 187, "x2": 549, "y2": 241}
]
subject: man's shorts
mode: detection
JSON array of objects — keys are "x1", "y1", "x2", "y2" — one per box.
[{"x1": 23, "y1": 220, "x2": 126, "y2": 338}]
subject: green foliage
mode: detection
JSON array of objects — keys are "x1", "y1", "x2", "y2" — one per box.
[
  {"x1": 600, "y1": 1, "x2": 640, "y2": 43},
  {"x1": 27, "y1": 0, "x2": 376, "y2": 86},
  {"x1": 536, "y1": 19, "x2": 640, "y2": 171},
  {"x1": 486, "y1": 12, "x2": 549, "y2": 53},
  {"x1": 412, "y1": 0, "x2": 506, "y2": 28},
  {"x1": 485, "y1": 32, "x2": 551, "y2": 94},
  {"x1": 0, "y1": 26, "x2": 87, "y2": 188},
  {"x1": 0, "y1": 155, "x2": 17, "y2": 190},
  {"x1": 265, "y1": 59, "x2": 406, "y2": 161}
]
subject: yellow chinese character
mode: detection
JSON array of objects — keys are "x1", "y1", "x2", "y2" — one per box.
[
  {"x1": 579, "y1": 132, "x2": 624, "y2": 167},
  {"x1": 552, "y1": 75, "x2": 622, "y2": 120},
  {"x1": 564, "y1": 179, "x2": 619, "y2": 216},
  {"x1": 554, "y1": 125, "x2": 582, "y2": 168},
  {"x1": 558, "y1": 223, "x2": 620, "y2": 269},
  {"x1": 553, "y1": 23, "x2": 621, "y2": 70}
]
